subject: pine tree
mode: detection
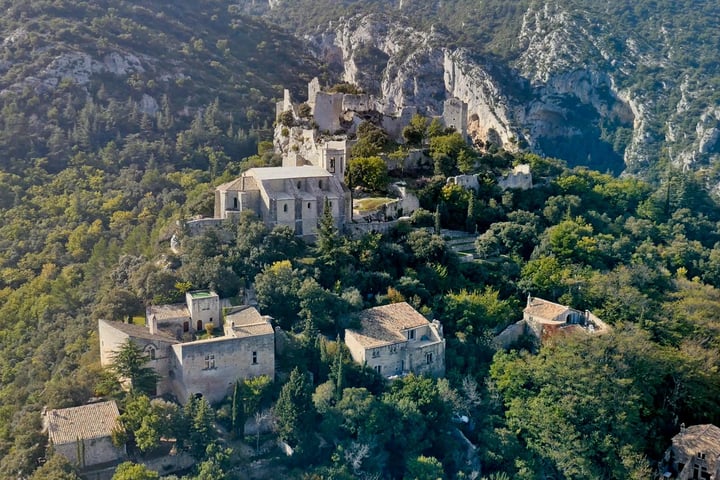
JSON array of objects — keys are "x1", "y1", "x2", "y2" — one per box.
[{"x1": 332, "y1": 340, "x2": 344, "y2": 398}]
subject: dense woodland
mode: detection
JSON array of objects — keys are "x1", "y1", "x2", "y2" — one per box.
[{"x1": 1, "y1": 1, "x2": 720, "y2": 479}]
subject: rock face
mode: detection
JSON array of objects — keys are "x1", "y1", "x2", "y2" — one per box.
[
  {"x1": 306, "y1": 13, "x2": 637, "y2": 172},
  {"x1": 298, "y1": 3, "x2": 719, "y2": 174}
]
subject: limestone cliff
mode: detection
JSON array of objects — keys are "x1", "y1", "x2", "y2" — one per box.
[
  {"x1": 305, "y1": 13, "x2": 641, "y2": 172},
  {"x1": 238, "y1": 0, "x2": 720, "y2": 174}
]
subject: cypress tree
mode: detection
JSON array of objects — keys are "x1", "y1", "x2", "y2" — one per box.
[{"x1": 231, "y1": 380, "x2": 245, "y2": 439}]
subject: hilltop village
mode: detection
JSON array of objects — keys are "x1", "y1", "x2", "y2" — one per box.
[{"x1": 36, "y1": 79, "x2": 717, "y2": 480}]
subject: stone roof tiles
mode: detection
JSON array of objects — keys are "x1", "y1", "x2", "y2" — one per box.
[
  {"x1": 100, "y1": 319, "x2": 177, "y2": 343},
  {"x1": 47, "y1": 401, "x2": 120, "y2": 445},
  {"x1": 673, "y1": 424, "x2": 720, "y2": 458},
  {"x1": 524, "y1": 297, "x2": 570, "y2": 322},
  {"x1": 226, "y1": 306, "x2": 274, "y2": 338},
  {"x1": 348, "y1": 302, "x2": 430, "y2": 348}
]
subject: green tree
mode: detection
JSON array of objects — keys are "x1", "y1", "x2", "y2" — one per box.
[
  {"x1": 404, "y1": 455, "x2": 444, "y2": 480},
  {"x1": 254, "y1": 260, "x2": 303, "y2": 329},
  {"x1": 112, "y1": 462, "x2": 159, "y2": 480},
  {"x1": 231, "y1": 380, "x2": 245, "y2": 438},
  {"x1": 346, "y1": 156, "x2": 389, "y2": 192},
  {"x1": 109, "y1": 339, "x2": 159, "y2": 395},
  {"x1": 275, "y1": 367, "x2": 316, "y2": 447},
  {"x1": 29, "y1": 454, "x2": 81, "y2": 480}
]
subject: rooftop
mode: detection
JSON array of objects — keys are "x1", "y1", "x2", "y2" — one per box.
[
  {"x1": 347, "y1": 302, "x2": 431, "y2": 348},
  {"x1": 226, "y1": 306, "x2": 274, "y2": 338},
  {"x1": 47, "y1": 401, "x2": 120, "y2": 445},
  {"x1": 147, "y1": 304, "x2": 190, "y2": 322},
  {"x1": 100, "y1": 319, "x2": 178, "y2": 343},
  {"x1": 246, "y1": 166, "x2": 333, "y2": 181},
  {"x1": 188, "y1": 290, "x2": 216, "y2": 299},
  {"x1": 672, "y1": 424, "x2": 720, "y2": 458},
  {"x1": 524, "y1": 297, "x2": 572, "y2": 322}
]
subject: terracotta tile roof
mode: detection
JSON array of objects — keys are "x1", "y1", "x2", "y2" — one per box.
[
  {"x1": 226, "y1": 306, "x2": 274, "y2": 337},
  {"x1": 524, "y1": 297, "x2": 570, "y2": 322},
  {"x1": 673, "y1": 424, "x2": 720, "y2": 458},
  {"x1": 99, "y1": 319, "x2": 177, "y2": 343},
  {"x1": 47, "y1": 401, "x2": 120, "y2": 445},
  {"x1": 146, "y1": 304, "x2": 190, "y2": 322},
  {"x1": 347, "y1": 302, "x2": 430, "y2": 348}
]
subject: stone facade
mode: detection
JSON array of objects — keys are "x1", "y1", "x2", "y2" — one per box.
[
  {"x1": 99, "y1": 296, "x2": 275, "y2": 404},
  {"x1": 45, "y1": 401, "x2": 126, "y2": 469},
  {"x1": 214, "y1": 166, "x2": 350, "y2": 239},
  {"x1": 497, "y1": 164, "x2": 533, "y2": 190},
  {"x1": 662, "y1": 424, "x2": 720, "y2": 479},
  {"x1": 443, "y1": 97, "x2": 468, "y2": 138},
  {"x1": 345, "y1": 302, "x2": 445, "y2": 378}
]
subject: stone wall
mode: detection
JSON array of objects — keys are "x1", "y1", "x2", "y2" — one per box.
[
  {"x1": 313, "y1": 92, "x2": 343, "y2": 132},
  {"x1": 443, "y1": 97, "x2": 468, "y2": 137},
  {"x1": 171, "y1": 333, "x2": 275, "y2": 404},
  {"x1": 342, "y1": 94, "x2": 373, "y2": 112},
  {"x1": 345, "y1": 219, "x2": 403, "y2": 237},
  {"x1": 447, "y1": 174, "x2": 480, "y2": 192},
  {"x1": 493, "y1": 320, "x2": 528, "y2": 349},
  {"x1": 55, "y1": 436, "x2": 124, "y2": 469}
]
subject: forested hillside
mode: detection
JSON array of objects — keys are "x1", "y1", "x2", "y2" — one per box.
[
  {"x1": 0, "y1": 0, "x2": 319, "y2": 475},
  {"x1": 2, "y1": 1, "x2": 720, "y2": 479}
]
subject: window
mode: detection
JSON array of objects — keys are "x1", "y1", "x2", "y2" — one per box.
[
  {"x1": 297, "y1": 181, "x2": 301, "y2": 189},
  {"x1": 329, "y1": 158, "x2": 335, "y2": 172},
  {"x1": 318, "y1": 180, "x2": 323, "y2": 188},
  {"x1": 374, "y1": 365, "x2": 382, "y2": 374},
  {"x1": 307, "y1": 202, "x2": 311, "y2": 209},
  {"x1": 183, "y1": 321, "x2": 189, "y2": 332},
  {"x1": 389, "y1": 345, "x2": 397, "y2": 354},
  {"x1": 283, "y1": 204, "x2": 288, "y2": 212},
  {"x1": 372, "y1": 349, "x2": 380, "y2": 358},
  {"x1": 233, "y1": 197, "x2": 238, "y2": 209},
  {"x1": 407, "y1": 329, "x2": 415, "y2": 340},
  {"x1": 204, "y1": 354, "x2": 215, "y2": 370},
  {"x1": 426, "y1": 352, "x2": 433, "y2": 364},
  {"x1": 149, "y1": 347, "x2": 156, "y2": 360},
  {"x1": 252, "y1": 351, "x2": 258, "y2": 365},
  {"x1": 197, "y1": 320, "x2": 203, "y2": 331}
]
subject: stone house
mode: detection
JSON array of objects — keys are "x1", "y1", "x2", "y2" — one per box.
[
  {"x1": 99, "y1": 292, "x2": 275, "y2": 404},
  {"x1": 523, "y1": 296, "x2": 609, "y2": 341},
  {"x1": 45, "y1": 400, "x2": 125, "y2": 469},
  {"x1": 214, "y1": 166, "x2": 350, "y2": 239},
  {"x1": 662, "y1": 424, "x2": 720, "y2": 479},
  {"x1": 494, "y1": 296, "x2": 610, "y2": 349},
  {"x1": 344, "y1": 302, "x2": 445, "y2": 378}
]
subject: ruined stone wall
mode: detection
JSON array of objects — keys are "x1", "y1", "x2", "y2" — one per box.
[
  {"x1": 443, "y1": 97, "x2": 468, "y2": 137},
  {"x1": 313, "y1": 92, "x2": 343, "y2": 132},
  {"x1": 342, "y1": 94, "x2": 373, "y2": 112}
]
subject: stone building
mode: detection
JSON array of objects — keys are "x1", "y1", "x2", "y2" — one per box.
[
  {"x1": 99, "y1": 293, "x2": 275, "y2": 404},
  {"x1": 523, "y1": 296, "x2": 610, "y2": 341},
  {"x1": 497, "y1": 164, "x2": 533, "y2": 190},
  {"x1": 662, "y1": 424, "x2": 720, "y2": 479},
  {"x1": 214, "y1": 166, "x2": 351, "y2": 239},
  {"x1": 344, "y1": 302, "x2": 445, "y2": 378},
  {"x1": 45, "y1": 400, "x2": 125, "y2": 469}
]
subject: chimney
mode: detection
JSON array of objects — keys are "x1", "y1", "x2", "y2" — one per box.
[
  {"x1": 149, "y1": 315, "x2": 158, "y2": 335},
  {"x1": 527, "y1": 293, "x2": 532, "y2": 308}
]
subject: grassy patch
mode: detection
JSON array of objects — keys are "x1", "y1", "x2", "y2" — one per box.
[
  {"x1": 354, "y1": 197, "x2": 395, "y2": 211},
  {"x1": 131, "y1": 316, "x2": 146, "y2": 326}
]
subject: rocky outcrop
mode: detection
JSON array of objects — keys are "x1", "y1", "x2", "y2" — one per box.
[{"x1": 309, "y1": 16, "x2": 520, "y2": 151}]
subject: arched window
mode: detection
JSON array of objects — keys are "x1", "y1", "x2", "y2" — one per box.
[{"x1": 145, "y1": 344, "x2": 156, "y2": 360}]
